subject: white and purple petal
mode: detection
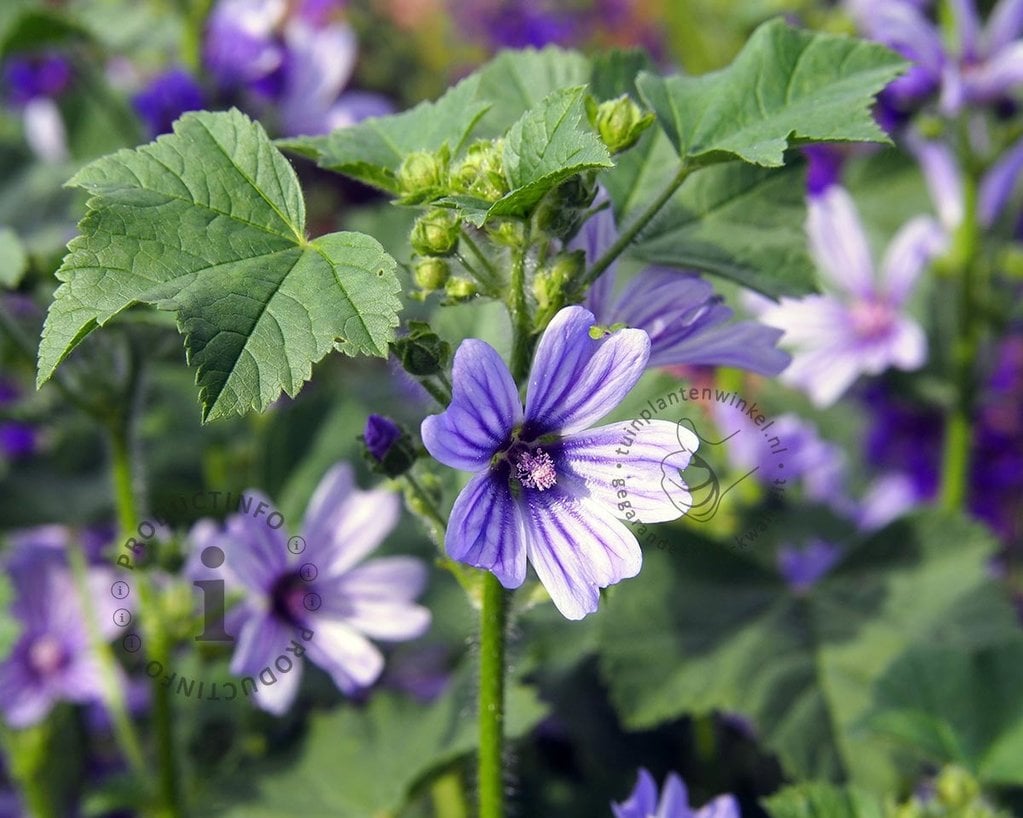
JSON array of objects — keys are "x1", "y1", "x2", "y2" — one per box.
[
  {"x1": 558, "y1": 420, "x2": 697, "y2": 523},
  {"x1": 612, "y1": 768, "x2": 660, "y2": 818},
  {"x1": 522, "y1": 487, "x2": 642, "y2": 620},
  {"x1": 445, "y1": 472, "x2": 528, "y2": 588},
  {"x1": 422, "y1": 339, "x2": 522, "y2": 472},
  {"x1": 305, "y1": 619, "x2": 385, "y2": 694},
  {"x1": 879, "y1": 215, "x2": 946, "y2": 304},
  {"x1": 806, "y1": 186, "x2": 876, "y2": 298},
  {"x1": 525, "y1": 306, "x2": 650, "y2": 436}
]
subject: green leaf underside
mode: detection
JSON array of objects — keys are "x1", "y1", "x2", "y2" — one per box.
[
  {"x1": 439, "y1": 86, "x2": 613, "y2": 226},
  {"x1": 636, "y1": 18, "x2": 906, "y2": 167},
  {"x1": 604, "y1": 128, "x2": 816, "y2": 297},
  {"x1": 597, "y1": 511, "x2": 1016, "y2": 789},
  {"x1": 866, "y1": 639, "x2": 1023, "y2": 786},
  {"x1": 206, "y1": 665, "x2": 546, "y2": 817},
  {"x1": 763, "y1": 783, "x2": 885, "y2": 818},
  {"x1": 277, "y1": 73, "x2": 491, "y2": 192},
  {"x1": 37, "y1": 109, "x2": 400, "y2": 421}
]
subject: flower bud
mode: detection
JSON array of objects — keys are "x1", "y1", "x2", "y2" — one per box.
[
  {"x1": 444, "y1": 277, "x2": 478, "y2": 301},
  {"x1": 410, "y1": 209, "x2": 460, "y2": 257},
  {"x1": 592, "y1": 94, "x2": 655, "y2": 154},
  {"x1": 450, "y1": 139, "x2": 508, "y2": 202},
  {"x1": 390, "y1": 321, "x2": 451, "y2": 376},
  {"x1": 935, "y1": 766, "x2": 980, "y2": 809},
  {"x1": 397, "y1": 148, "x2": 449, "y2": 203},
  {"x1": 533, "y1": 251, "x2": 583, "y2": 329},
  {"x1": 361, "y1": 414, "x2": 418, "y2": 477},
  {"x1": 534, "y1": 175, "x2": 598, "y2": 238},
  {"x1": 413, "y1": 257, "x2": 450, "y2": 292}
]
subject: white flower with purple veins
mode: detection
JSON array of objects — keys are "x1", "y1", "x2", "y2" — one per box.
[
  {"x1": 187, "y1": 464, "x2": 430, "y2": 714},
  {"x1": 757, "y1": 186, "x2": 945, "y2": 407},
  {"x1": 571, "y1": 205, "x2": 790, "y2": 376},
  {"x1": 0, "y1": 533, "x2": 119, "y2": 728},
  {"x1": 421, "y1": 305, "x2": 698, "y2": 620},
  {"x1": 612, "y1": 768, "x2": 740, "y2": 818}
]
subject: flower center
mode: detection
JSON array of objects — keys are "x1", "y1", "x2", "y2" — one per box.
[
  {"x1": 514, "y1": 447, "x2": 557, "y2": 491},
  {"x1": 849, "y1": 299, "x2": 894, "y2": 340},
  {"x1": 271, "y1": 571, "x2": 311, "y2": 626},
  {"x1": 28, "y1": 635, "x2": 65, "y2": 676}
]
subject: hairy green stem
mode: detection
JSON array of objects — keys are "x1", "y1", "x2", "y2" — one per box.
[
  {"x1": 580, "y1": 162, "x2": 691, "y2": 288},
  {"x1": 420, "y1": 376, "x2": 452, "y2": 407},
  {"x1": 461, "y1": 230, "x2": 503, "y2": 291},
  {"x1": 478, "y1": 572, "x2": 508, "y2": 818},
  {"x1": 508, "y1": 230, "x2": 532, "y2": 383}
]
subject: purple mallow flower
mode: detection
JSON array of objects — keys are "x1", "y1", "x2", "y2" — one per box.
[
  {"x1": 755, "y1": 186, "x2": 944, "y2": 407},
  {"x1": 571, "y1": 204, "x2": 790, "y2": 377},
  {"x1": 2, "y1": 53, "x2": 71, "y2": 106},
  {"x1": 0, "y1": 530, "x2": 118, "y2": 728},
  {"x1": 421, "y1": 305, "x2": 697, "y2": 620},
  {"x1": 612, "y1": 768, "x2": 740, "y2": 818},
  {"x1": 186, "y1": 463, "x2": 430, "y2": 714},
  {"x1": 777, "y1": 540, "x2": 842, "y2": 592},
  {"x1": 132, "y1": 67, "x2": 205, "y2": 137}
]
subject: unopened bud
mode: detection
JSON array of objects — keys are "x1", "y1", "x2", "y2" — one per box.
[
  {"x1": 935, "y1": 766, "x2": 979, "y2": 809},
  {"x1": 413, "y1": 257, "x2": 450, "y2": 292},
  {"x1": 398, "y1": 148, "x2": 449, "y2": 203},
  {"x1": 445, "y1": 277, "x2": 478, "y2": 301},
  {"x1": 361, "y1": 414, "x2": 418, "y2": 477},
  {"x1": 591, "y1": 94, "x2": 655, "y2": 154},
  {"x1": 411, "y1": 209, "x2": 460, "y2": 256},
  {"x1": 389, "y1": 321, "x2": 451, "y2": 376},
  {"x1": 450, "y1": 139, "x2": 508, "y2": 202}
]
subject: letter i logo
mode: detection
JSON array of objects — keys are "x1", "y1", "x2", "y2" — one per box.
[{"x1": 193, "y1": 545, "x2": 235, "y2": 642}]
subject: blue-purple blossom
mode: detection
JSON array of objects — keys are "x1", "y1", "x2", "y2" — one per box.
[
  {"x1": 571, "y1": 203, "x2": 790, "y2": 377},
  {"x1": 421, "y1": 305, "x2": 698, "y2": 620},
  {"x1": 186, "y1": 463, "x2": 430, "y2": 714},
  {"x1": 132, "y1": 67, "x2": 206, "y2": 137},
  {"x1": 0, "y1": 529, "x2": 120, "y2": 728},
  {"x1": 755, "y1": 185, "x2": 944, "y2": 407},
  {"x1": 777, "y1": 540, "x2": 842, "y2": 591},
  {"x1": 2, "y1": 53, "x2": 71, "y2": 106},
  {"x1": 612, "y1": 768, "x2": 740, "y2": 818},
  {"x1": 804, "y1": 144, "x2": 846, "y2": 196},
  {"x1": 849, "y1": 0, "x2": 1023, "y2": 115}
]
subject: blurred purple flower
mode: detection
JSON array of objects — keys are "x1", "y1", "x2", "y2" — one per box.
[
  {"x1": 861, "y1": 382, "x2": 942, "y2": 499},
  {"x1": 612, "y1": 768, "x2": 740, "y2": 818},
  {"x1": 777, "y1": 540, "x2": 842, "y2": 591},
  {"x1": 856, "y1": 472, "x2": 925, "y2": 530},
  {"x1": 849, "y1": 0, "x2": 1023, "y2": 115},
  {"x1": 132, "y1": 67, "x2": 205, "y2": 137},
  {"x1": 2, "y1": 53, "x2": 71, "y2": 106},
  {"x1": 714, "y1": 405, "x2": 850, "y2": 513},
  {"x1": 756, "y1": 186, "x2": 944, "y2": 406},
  {"x1": 364, "y1": 414, "x2": 402, "y2": 462},
  {"x1": 0, "y1": 422, "x2": 36, "y2": 460},
  {"x1": 422, "y1": 305, "x2": 697, "y2": 619},
  {"x1": 0, "y1": 530, "x2": 119, "y2": 728},
  {"x1": 572, "y1": 203, "x2": 790, "y2": 377},
  {"x1": 203, "y1": 0, "x2": 287, "y2": 90},
  {"x1": 186, "y1": 463, "x2": 430, "y2": 714},
  {"x1": 455, "y1": 0, "x2": 577, "y2": 48},
  {"x1": 804, "y1": 144, "x2": 845, "y2": 195}
]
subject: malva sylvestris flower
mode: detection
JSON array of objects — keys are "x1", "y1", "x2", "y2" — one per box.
[
  {"x1": 612, "y1": 768, "x2": 740, "y2": 818},
  {"x1": 421, "y1": 305, "x2": 698, "y2": 620}
]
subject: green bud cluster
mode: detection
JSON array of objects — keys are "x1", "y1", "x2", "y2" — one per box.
[
  {"x1": 413, "y1": 257, "x2": 450, "y2": 292},
  {"x1": 397, "y1": 147, "x2": 450, "y2": 204},
  {"x1": 589, "y1": 94, "x2": 656, "y2": 154},
  {"x1": 444, "y1": 276, "x2": 478, "y2": 302},
  {"x1": 533, "y1": 251, "x2": 583, "y2": 329},
  {"x1": 533, "y1": 174, "x2": 598, "y2": 239},
  {"x1": 450, "y1": 139, "x2": 509, "y2": 202}
]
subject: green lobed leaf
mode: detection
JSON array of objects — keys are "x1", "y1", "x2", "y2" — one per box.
[
  {"x1": 865, "y1": 638, "x2": 1023, "y2": 787},
  {"x1": 440, "y1": 86, "x2": 613, "y2": 226},
  {"x1": 762, "y1": 782, "x2": 886, "y2": 818},
  {"x1": 37, "y1": 109, "x2": 401, "y2": 422},
  {"x1": 604, "y1": 128, "x2": 817, "y2": 297},
  {"x1": 636, "y1": 18, "x2": 905, "y2": 167},
  {"x1": 277, "y1": 73, "x2": 491, "y2": 192},
  {"x1": 204, "y1": 665, "x2": 547, "y2": 817},
  {"x1": 596, "y1": 510, "x2": 1018, "y2": 790},
  {"x1": 475, "y1": 45, "x2": 592, "y2": 135}
]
